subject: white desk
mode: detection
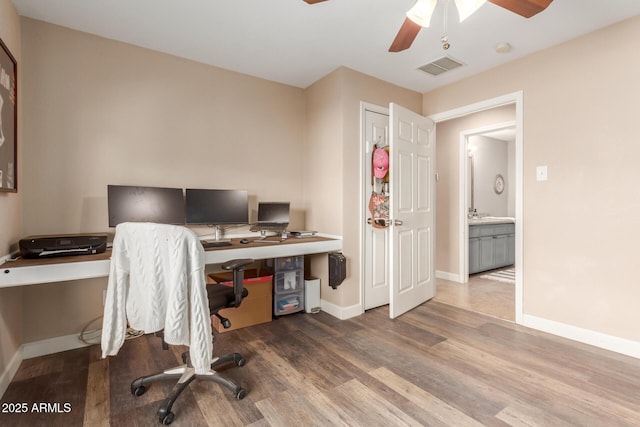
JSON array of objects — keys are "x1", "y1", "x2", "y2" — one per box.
[{"x1": 0, "y1": 235, "x2": 342, "y2": 288}]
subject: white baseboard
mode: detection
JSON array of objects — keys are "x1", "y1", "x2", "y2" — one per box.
[
  {"x1": 436, "y1": 270, "x2": 462, "y2": 283},
  {"x1": 0, "y1": 347, "x2": 23, "y2": 399},
  {"x1": 22, "y1": 331, "x2": 98, "y2": 360},
  {"x1": 522, "y1": 314, "x2": 640, "y2": 360},
  {"x1": 320, "y1": 299, "x2": 362, "y2": 320}
]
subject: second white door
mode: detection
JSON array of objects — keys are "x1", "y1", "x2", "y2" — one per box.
[
  {"x1": 362, "y1": 103, "x2": 436, "y2": 318},
  {"x1": 388, "y1": 103, "x2": 436, "y2": 319}
]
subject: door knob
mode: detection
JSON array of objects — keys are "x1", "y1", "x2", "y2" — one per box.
[
  {"x1": 394, "y1": 220, "x2": 403, "y2": 226},
  {"x1": 368, "y1": 218, "x2": 392, "y2": 226}
]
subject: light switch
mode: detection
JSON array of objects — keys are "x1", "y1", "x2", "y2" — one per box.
[{"x1": 536, "y1": 166, "x2": 548, "y2": 181}]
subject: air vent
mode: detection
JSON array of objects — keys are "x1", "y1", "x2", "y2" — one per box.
[{"x1": 418, "y1": 56, "x2": 464, "y2": 76}]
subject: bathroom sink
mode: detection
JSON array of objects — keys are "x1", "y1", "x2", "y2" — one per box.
[
  {"x1": 469, "y1": 216, "x2": 515, "y2": 224},
  {"x1": 483, "y1": 216, "x2": 515, "y2": 221}
]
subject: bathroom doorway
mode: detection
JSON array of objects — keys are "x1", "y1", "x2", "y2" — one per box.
[
  {"x1": 463, "y1": 123, "x2": 516, "y2": 280},
  {"x1": 429, "y1": 92, "x2": 523, "y2": 324},
  {"x1": 436, "y1": 123, "x2": 516, "y2": 322}
]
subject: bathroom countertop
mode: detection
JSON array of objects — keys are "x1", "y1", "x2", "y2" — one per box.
[{"x1": 468, "y1": 217, "x2": 515, "y2": 225}]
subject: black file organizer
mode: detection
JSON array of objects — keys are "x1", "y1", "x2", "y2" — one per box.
[{"x1": 328, "y1": 252, "x2": 346, "y2": 289}]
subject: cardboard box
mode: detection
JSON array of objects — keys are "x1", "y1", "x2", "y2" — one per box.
[{"x1": 209, "y1": 270, "x2": 273, "y2": 333}]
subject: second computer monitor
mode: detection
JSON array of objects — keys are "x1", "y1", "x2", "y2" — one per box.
[
  {"x1": 185, "y1": 188, "x2": 249, "y2": 225},
  {"x1": 257, "y1": 202, "x2": 290, "y2": 225}
]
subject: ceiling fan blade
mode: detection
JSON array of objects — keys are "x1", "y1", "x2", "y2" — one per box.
[
  {"x1": 488, "y1": 0, "x2": 553, "y2": 18},
  {"x1": 303, "y1": 0, "x2": 329, "y2": 4},
  {"x1": 388, "y1": 18, "x2": 422, "y2": 53}
]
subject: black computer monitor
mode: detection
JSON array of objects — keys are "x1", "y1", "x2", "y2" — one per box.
[
  {"x1": 107, "y1": 185, "x2": 185, "y2": 227},
  {"x1": 185, "y1": 189, "x2": 249, "y2": 225}
]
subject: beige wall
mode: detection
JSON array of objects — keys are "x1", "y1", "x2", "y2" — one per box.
[
  {"x1": 435, "y1": 105, "x2": 515, "y2": 275},
  {"x1": 0, "y1": 0, "x2": 22, "y2": 387},
  {"x1": 304, "y1": 67, "x2": 421, "y2": 310},
  {"x1": 19, "y1": 18, "x2": 306, "y2": 341},
  {"x1": 8, "y1": 8, "x2": 640, "y2": 359},
  {"x1": 303, "y1": 70, "x2": 344, "y2": 305},
  {"x1": 424, "y1": 16, "x2": 640, "y2": 342}
]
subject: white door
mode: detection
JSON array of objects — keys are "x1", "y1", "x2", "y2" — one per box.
[
  {"x1": 389, "y1": 103, "x2": 436, "y2": 319},
  {"x1": 364, "y1": 108, "x2": 391, "y2": 310}
]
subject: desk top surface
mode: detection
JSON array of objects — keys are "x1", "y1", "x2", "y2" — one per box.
[{"x1": 1, "y1": 235, "x2": 342, "y2": 288}]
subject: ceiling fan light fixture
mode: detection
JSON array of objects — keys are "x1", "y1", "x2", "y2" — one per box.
[
  {"x1": 454, "y1": 0, "x2": 487, "y2": 22},
  {"x1": 406, "y1": 0, "x2": 438, "y2": 28}
]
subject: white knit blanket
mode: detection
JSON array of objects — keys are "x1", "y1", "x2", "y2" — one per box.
[{"x1": 101, "y1": 223, "x2": 212, "y2": 374}]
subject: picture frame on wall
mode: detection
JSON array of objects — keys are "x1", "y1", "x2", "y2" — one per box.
[{"x1": 0, "y1": 37, "x2": 17, "y2": 192}]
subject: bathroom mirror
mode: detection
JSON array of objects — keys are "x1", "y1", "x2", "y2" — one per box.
[{"x1": 467, "y1": 128, "x2": 515, "y2": 217}]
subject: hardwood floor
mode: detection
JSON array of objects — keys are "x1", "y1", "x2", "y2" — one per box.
[{"x1": 2, "y1": 301, "x2": 640, "y2": 426}]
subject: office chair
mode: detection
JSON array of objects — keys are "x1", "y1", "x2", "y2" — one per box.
[{"x1": 101, "y1": 223, "x2": 252, "y2": 425}]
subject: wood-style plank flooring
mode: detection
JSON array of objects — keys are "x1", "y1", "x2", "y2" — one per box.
[
  {"x1": 434, "y1": 271, "x2": 515, "y2": 322},
  {"x1": 2, "y1": 301, "x2": 640, "y2": 426}
]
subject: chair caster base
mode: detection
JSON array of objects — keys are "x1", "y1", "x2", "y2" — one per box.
[
  {"x1": 131, "y1": 379, "x2": 147, "y2": 396},
  {"x1": 132, "y1": 354, "x2": 248, "y2": 423},
  {"x1": 159, "y1": 410, "x2": 174, "y2": 425},
  {"x1": 236, "y1": 388, "x2": 247, "y2": 400}
]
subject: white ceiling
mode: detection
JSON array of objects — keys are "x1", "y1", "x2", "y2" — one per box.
[{"x1": 11, "y1": 0, "x2": 640, "y2": 92}]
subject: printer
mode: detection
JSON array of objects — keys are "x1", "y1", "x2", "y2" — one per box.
[{"x1": 19, "y1": 234, "x2": 108, "y2": 259}]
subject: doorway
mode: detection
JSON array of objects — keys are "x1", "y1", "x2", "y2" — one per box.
[
  {"x1": 430, "y1": 92, "x2": 523, "y2": 324},
  {"x1": 362, "y1": 104, "x2": 390, "y2": 310},
  {"x1": 462, "y1": 122, "x2": 516, "y2": 281}
]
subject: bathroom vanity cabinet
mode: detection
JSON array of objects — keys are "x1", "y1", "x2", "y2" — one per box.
[{"x1": 469, "y1": 222, "x2": 515, "y2": 274}]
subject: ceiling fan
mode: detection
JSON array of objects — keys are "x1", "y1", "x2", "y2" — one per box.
[
  {"x1": 303, "y1": 0, "x2": 553, "y2": 52},
  {"x1": 389, "y1": 0, "x2": 553, "y2": 52}
]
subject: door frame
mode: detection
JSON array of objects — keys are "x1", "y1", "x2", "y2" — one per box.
[
  {"x1": 359, "y1": 101, "x2": 389, "y2": 314},
  {"x1": 430, "y1": 91, "x2": 524, "y2": 324}
]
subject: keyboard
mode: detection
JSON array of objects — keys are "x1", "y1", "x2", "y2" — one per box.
[
  {"x1": 250, "y1": 224, "x2": 287, "y2": 232},
  {"x1": 201, "y1": 240, "x2": 232, "y2": 248}
]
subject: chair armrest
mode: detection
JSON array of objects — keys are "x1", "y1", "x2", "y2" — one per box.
[
  {"x1": 221, "y1": 258, "x2": 254, "y2": 307},
  {"x1": 222, "y1": 258, "x2": 254, "y2": 271}
]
